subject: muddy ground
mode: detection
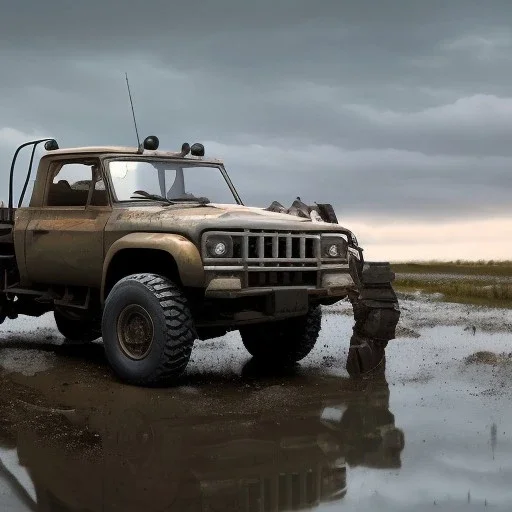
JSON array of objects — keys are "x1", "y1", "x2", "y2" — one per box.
[{"x1": 0, "y1": 295, "x2": 510, "y2": 511}]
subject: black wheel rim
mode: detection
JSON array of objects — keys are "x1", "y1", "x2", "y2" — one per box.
[{"x1": 117, "y1": 305, "x2": 154, "y2": 360}]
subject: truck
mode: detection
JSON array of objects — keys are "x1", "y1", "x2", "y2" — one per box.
[{"x1": 0, "y1": 135, "x2": 400, "y2": 386}]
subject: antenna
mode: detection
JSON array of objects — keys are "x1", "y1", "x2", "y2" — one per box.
[{"x1": 125, "y1": 73, "x2": 141, "y2": 150}]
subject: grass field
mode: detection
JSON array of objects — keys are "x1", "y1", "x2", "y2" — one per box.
[
  {"x1": 392, "y1": 260, "x2": 512, "y2": 277},
  {"x1": 391, "y1": 261, "x2": 512, "y2": 308}
]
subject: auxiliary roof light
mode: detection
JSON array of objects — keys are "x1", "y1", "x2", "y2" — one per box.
[
  {"x1": 190, "y1": 143, "x2": 205, "y2": 157},
  {"x1": 44, "y1": 139, "x2": 59, "y2": 151},
  {"x1": 143, "y1": 135, "x2": 159, "y2": 151}
]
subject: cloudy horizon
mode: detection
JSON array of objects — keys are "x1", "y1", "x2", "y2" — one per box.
[{"x1": 2, "y1": 1, "x2": 512, "y2": 261}]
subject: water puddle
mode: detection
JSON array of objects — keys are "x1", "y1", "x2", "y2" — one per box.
[{"x1": 0, "y1": 309, "x2": 509, "y2": 510}]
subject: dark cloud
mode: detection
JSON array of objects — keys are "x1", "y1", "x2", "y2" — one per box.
[{"x1": 2, "y1": 0, "x2": 512, "y2": 226}]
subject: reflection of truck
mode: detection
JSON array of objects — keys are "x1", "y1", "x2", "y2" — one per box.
[
  {"x1": 0, "y1": 136, "x2": 400, "y2": 385},
  {"x1": 0, "y1": 370, "x2": 404, "y2": 511}
]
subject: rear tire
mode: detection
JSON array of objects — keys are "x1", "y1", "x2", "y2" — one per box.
[
  {"x1": 54, "y1": 309, "x2": 101, "y2": 343},
  {"x1": 102, "y1": 273, "x2": 196, "y2": 386},
  {"x1": 239, "y1": 307, "x2": 322, "y2": 364}
]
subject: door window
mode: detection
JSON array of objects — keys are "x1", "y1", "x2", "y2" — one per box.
[{"x1": 46, "y1": 161, "x2": 106, "y2": 207}]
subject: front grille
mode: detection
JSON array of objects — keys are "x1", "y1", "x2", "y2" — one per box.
[
  {"x1": 202, "y1": 230, "x2": 349, "y2": 289},
  {"x1": 246, "y1": 233, "x2": 318, "y2": 262},
  {"x1": 203, "y1": 230, "x2": 322, "y2": 268}
]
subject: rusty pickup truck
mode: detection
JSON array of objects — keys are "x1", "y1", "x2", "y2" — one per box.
[{"x1": 0, "y1": 136, "x2": 399, "y2": 385}]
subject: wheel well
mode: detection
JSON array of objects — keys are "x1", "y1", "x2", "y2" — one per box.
[{"x1": 104, "y1": 249, "x2": 181, "y2": 299}]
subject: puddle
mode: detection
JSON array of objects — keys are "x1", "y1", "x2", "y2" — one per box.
[
  {"x1": 0, "y1": 369, "x2": 400, "y2": 512},
  {"x1": 0, "y1": 349, "x2": 56, "y2": 377},
  {"x1": 0, "y1": 307, "x2": 509, "y2": 510}
]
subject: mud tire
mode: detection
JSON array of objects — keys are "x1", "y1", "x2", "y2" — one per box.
[
  {"x1": 102, "y1": 273, "x2": 196, "y2": 386},
  {"x1": 239, "y1": 307, "x2": 322, "y2": 364},
  {"x1": 54, "y1": 309, "x2": 101, "y2": 343}
]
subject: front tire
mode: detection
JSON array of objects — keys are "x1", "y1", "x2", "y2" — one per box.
[
  {"x1": 239, "y1": 307, "x2": 322, "y2": 364},
  {"x1": 102, "y1": 273, "x2": 196, "y2": 386}
]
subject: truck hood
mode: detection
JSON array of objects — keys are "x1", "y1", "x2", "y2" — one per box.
[{"x1": 108, "y1": 203, "x2": 354, "y2": 242}]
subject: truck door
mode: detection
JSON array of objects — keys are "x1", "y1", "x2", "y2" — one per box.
[{"x1": 25, "y1": 158, "x2": 111, "y2": 288}]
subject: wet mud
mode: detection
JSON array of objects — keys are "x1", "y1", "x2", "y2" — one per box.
[
  {"x1": 0, "y1": 304, "x2": 510, "y2": 511},
  {"x1": 464, "y1": 351, "x2": 512, "y2": 366}
]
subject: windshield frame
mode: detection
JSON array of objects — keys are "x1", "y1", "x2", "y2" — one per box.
[{"x1": 103, "y1": 156, "x2": 244, "y2": 206}]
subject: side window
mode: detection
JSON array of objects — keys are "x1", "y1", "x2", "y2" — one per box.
[{"x1": 46, "y1": 161, "x2": 108, "y2": 207}]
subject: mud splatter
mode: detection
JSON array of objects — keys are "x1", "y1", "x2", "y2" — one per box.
[{"x1": 464, "y1": 351, "x2": 512, "y2": 366}]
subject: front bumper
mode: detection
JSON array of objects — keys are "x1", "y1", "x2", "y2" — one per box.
[
  {"x1": 197, "y1": 272, "x2": 356, "y2": 327},
  {"x1": 204, "y1": 271, "x2": 355, "y2": 299}
]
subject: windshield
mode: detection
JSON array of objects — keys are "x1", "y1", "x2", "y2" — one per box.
[{"x1": 108, "y1": 160, "x2": 240, "y2": 204}]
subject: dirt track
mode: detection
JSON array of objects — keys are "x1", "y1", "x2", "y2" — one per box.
[{"x1": 0, "y1": 297, "x2": 510, "y2": 511}]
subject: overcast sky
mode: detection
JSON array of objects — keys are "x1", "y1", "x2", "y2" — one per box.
[{"x1": 2, "y1": 1, "x2": 512, "y2": 260}]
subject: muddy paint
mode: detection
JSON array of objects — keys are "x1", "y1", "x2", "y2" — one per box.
[{"x1": 0, "y1": 300, "x2": 510, "y2": 511}]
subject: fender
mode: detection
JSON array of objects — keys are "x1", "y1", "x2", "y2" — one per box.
[{"x1": 101, "y1": 232, "x2": 204, "y2": 302}]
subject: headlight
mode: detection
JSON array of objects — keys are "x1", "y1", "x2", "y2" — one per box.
[
  {"x1": 205, "y1": 235, "x2": 233, "y2": 258},
  {"x1": 327, "y1": 244, "x2": 340, "y2": 257},
  {"x1": 321, "y1": 237, "x2": 347, "y2": 259},
  {"x1": 212, "y1": 241, "x2": 227, "y2": 256}
]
